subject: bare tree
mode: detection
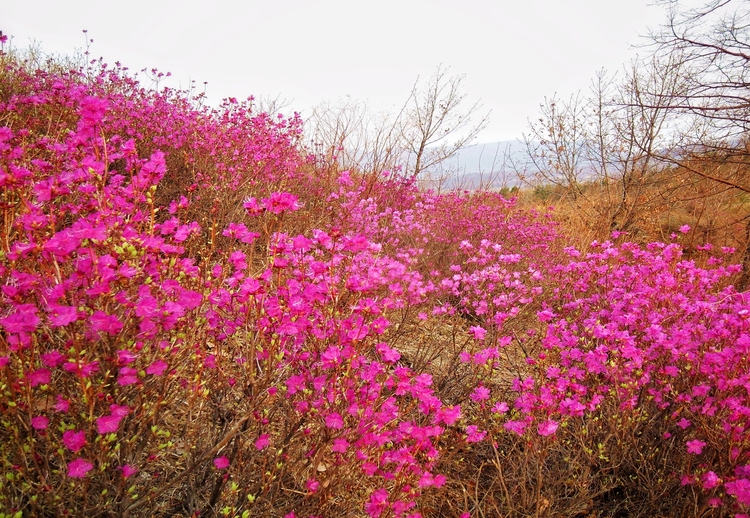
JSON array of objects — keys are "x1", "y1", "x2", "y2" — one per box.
[
  {"x1": 518, "y1": 51, "x2": 687, "y2": 237},
  {"x1": 306, "y1": 97, "x2": 405, "y2": 174},
  {"x1": 649, "y1": 0, "x2": 750, "y2": 287},
  {"x1": 402, "y1": 65, "x2": 490, "y2": 179},
  {"x1": 519, "y1": 93, "x2": 590, "y2": 199},
  {"x1": 305, "y1": 65, "x2": 490, "y2": 188},
  {"x1": 652, "y1": 0, "x2": 750, "y2": 140}
]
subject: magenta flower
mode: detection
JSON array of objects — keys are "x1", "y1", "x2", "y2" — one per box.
[
  {"x1": 31, "y1": 415, "x2": 49, "y2": 430},
  {"x1": 254, "y1": 434, "x2": 270, "y2": 450},
  {"x1": 117, "y1": 349, "x2": 137, "y2": 365},
  {"x1": 285, "y1": 374, "x2": 305, "y2": 395},
  {"x1": 54, "y1": 395, "x2": 70, "y2": 413},
  {"x1": 435, "y1": 405, "x2": 461, "y2": 425},
  {"x1": 242, "y1": 197, "x2": 264, "y2": 215},
  {"x1": 261, "y1": 192, "x2": 300, "y2": 214},
  {"x1": 117, "y1": 367, "x2": 139, "y2": 386},
  {"x1": 120, "y1": 464, "x2": 138, "y2": 478},
  {"x1": 89, "y1": 311, "x2": 123, "y2": 335},
  {"x1": 701, "y1": 471, "x2": 720, "y2": 489},
  {"x1": 67, "y1": 458, "x2": 93, "y2": 478},
  {"x1": 375, "y1": 342, "x2": 401, "y2": 363},
  {"x1": 0, "y1": 304, "x2": 40, "y2": 334},
  {"x1": 110, "y1": 404, "x2": 130, "y2": 417},
  {"x1": 325, "y1": 412, "x2": 343, "y2": 429},
  {"x1": 686, "y1": 439, "x2": 706, "y2": 455},
  {"x1": 48, "y1": 305, "x2": 79, "y2": 327},
  {"x1": 504, "y1": 420, "x2": 528, "y2": 436},
  {"x1": 213, "y1": 456, "x2": 230, "y2": 469},
  {"x1": 96, "y1": 415, "x2": 122, "y2": 434},
  {"x1": 492, "y1": 401, "x2": 509, "y2": 414},
  {"x1": 726, "y1": 478, "x2": 750, "y2": 505},
  {"x1": 465, "y1": 425, "x2": 487, "y2": 443},
  {"x1": 470, "y1": 386, "x2": 490, "y2": 402},
  {"x1": 332, "y1": 438, "x2": 349, "y2": 453},
  {"x1": 537, "y1": 420, "x2": 559, "y2": 437},
  {"x1": 146, "y1": 360, "x2": 168, "y2": 376},
  {"x1": 63, "y1": 360, "x2": 99, "y2": 378},
  {"x1": 27, "y1": 368, "x2": 51, "y2": 387},
  {"x1": 306, "y1": 478, "x2": 320, "y2": 493},
  {"x1": 62, "y1": 430, "x2": 86, "y2": 452},
  {"x1": 469, "y1": 326, "x2": 486, "y2": 340},
  {"x1": 40, "y1": 350, "x2": 65, "y2": 368},
  {"x1": 364, "y1": 487, "x2": 389, "y2": 518}
]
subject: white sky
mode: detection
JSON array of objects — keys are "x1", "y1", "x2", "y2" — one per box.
[{"x1": 3, "y1": 0, "x2": 668, "y2": 142}]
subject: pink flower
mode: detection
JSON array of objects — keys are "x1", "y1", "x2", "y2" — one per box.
[
  {"x1": 418, "y1": 471, "x2": 446, "y2": 488},
  {"x1": 375, "y1": 342, "x2": 401, "y2": 363},
  {"x1": 364, "y1": 488, "x2": 389, "y2": 517},
  {"x1": 262, "y1": 192, "x2": 300, "y2": 214},
  {"x1": 492, "y1": 401, "x2": 509, "y2": 414},
  {"x1": 679, "y1": 224, "x2": 691, "y2": 234},
  {"x1": 504, "y1": 420, "x2": 528, "y2": 436},
  {"x1": 702, "y1": 471, "x2": 721, "y2": 489},
  {"x1": 332, "y1": 438, "x2": 349, "y2": 453},
  {"x1": 254, "y1": 434, "x2": 269, "y2": 450},
  {"x1": 465, "y1": 425, "x2": 487, "y2": 443},
  {"x1": 306, "y1": 478, "x2": 320, "y2": 493},
  {"x1": 726, "y1": 478, "x2": 750, "y2": 505},
  {"x1": 686, "y1": 439, "x2": 706, "y2": 455},
  {"x1": 120, "y1": 464, "x2": 138, "y2": 478},
  {"x1": 117, "y1": 349, "x2": 137, "y2": 365},
  {"x1": 67, "y1": 458, "x2": 93, "y2": 478},
  {"x1": 285, "y1": 374, "x2": 305, "y2": 395},
  {"x1": 325, "y1": 412, "x2": 343, "y2": 429},
  {"x1": 89, "y1": 311, "x2": 123, "y2": 335},
  {"x1": 63, "y1": 430, "x2": 87, "y2": 452},
  {"x1": 213, "y1": 456, "x2": 230, "y2": 469},
  {"x1": 27, "y1": 368, "x2": 51, "y2": 387},
  {"x1": 117, "y1": 367, "x2": 139, "y2": 386},
  {"x1": 1, "y1": 304, "x2": 40, "y2": 334},
  {"x1": 48, "y1": 305, "x2": 79, "y2": 327},
  {"x1": 96, "y1": 415, "x2": 122, "y2": 434},
  {"x1": 54, "y1": 395, "x2": 70, "y2": 413},
  {"x1": 110, "y1": 404, "x2": 130, "y2": 417},
  {"x1": 41, "y1": 350, "x2": 65, "y2": 368},
  {"x1": 469, "y1": 326, "x2": 486, "y2": 340},
  {"x1": 470, "y1": 386, "x2": 490, "y2": 402},
  {"x1": 146, "y1": 360, "x2": 168, "y2": 376},
  {"x1": 435, "y1": 405, "x2": 461, "y2": 425},
  {"x1": 243, "y1": 197, "x2": 264, "y2": 215},
  {"x1": 31, "y1": 415, "x2": 49, "y2": 430},
  {"x1": 537, "y1": 420, "x2": 559, "y2": 437}
]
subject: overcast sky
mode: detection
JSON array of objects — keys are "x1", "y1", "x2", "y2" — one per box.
[{"x1": 4, "y1": 0, "x2": 669, "y2": 142}]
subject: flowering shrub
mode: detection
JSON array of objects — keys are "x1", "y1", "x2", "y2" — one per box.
[{"x1": 0, "y1": 45, "x2": 749, "y2": 518}]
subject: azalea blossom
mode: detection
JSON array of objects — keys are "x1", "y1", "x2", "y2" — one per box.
[
  {"x1": 686, "y1": 439, "x2": 706, "y2": 455},
  {"x1": 63, "y1": 430, "x2": 86, "y2": 452},
  {"x1": 213, "y1": 456, "x2": 230, "y2": 469},
  {"x1": 67, "y1": 458, "x2": 93, "y2": 478}
]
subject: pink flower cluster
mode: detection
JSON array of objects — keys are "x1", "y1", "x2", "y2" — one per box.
[{"x1": 0, "y1": 44, "x2": 748, "y2": 517}]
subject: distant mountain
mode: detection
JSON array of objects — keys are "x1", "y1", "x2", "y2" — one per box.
[{"x1": 420, "y1": 140, "x2": 532, "y2": 190}]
